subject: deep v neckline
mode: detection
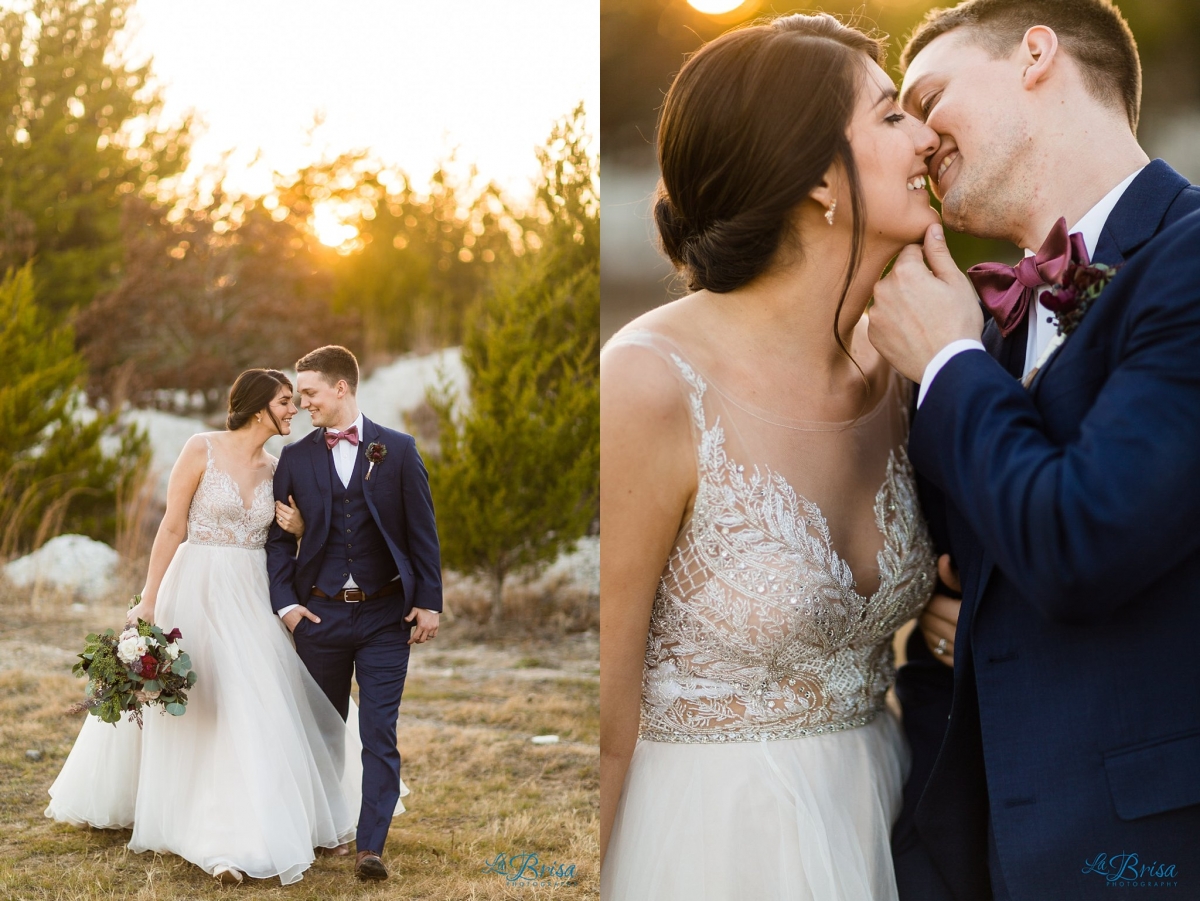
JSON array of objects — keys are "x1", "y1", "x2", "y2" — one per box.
[
  {"x1": 712, "y1": 445, "x2": 897, "y2": 604},
  {"x1": 206, "y1": 461, "x2": 272, "y2": 514},
  {"x1": 203, "y1": 438, "x2": 273, "y2": 514}
]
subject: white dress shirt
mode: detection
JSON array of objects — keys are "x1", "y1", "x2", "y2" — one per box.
[{"x1": 916, "y1": 167, "x2": 1144, "y2": 406}]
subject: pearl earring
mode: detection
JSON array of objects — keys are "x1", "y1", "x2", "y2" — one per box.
[{"x1": 825, "y1": 200, "x2": 837, "y2": 226}]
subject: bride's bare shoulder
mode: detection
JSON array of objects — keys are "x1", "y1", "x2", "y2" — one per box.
[
  {"x1": 608, "y1": 293, "x2": 707, "y2": 345},
  {"x1": 602, "y1": 325, "x2": 700, "y2": 439},
  {"x1": 180, "y1": 432, "x2": 219, "y2": 457}
]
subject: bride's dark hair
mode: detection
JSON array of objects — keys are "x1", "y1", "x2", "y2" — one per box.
[
  {"x1": 655, "y1": 13, "x2": 884, "y2": 355},
  {"x1": 227, "y1": 369, "x2": 292, "y2": 432}
]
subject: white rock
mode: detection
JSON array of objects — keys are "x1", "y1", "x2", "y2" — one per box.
[
  {"x1": 531, "y1": 735, "x2": 560, "y2": 745},
  {"x1": 4, "y1": 534, "x2": 121, "y2": 602}
]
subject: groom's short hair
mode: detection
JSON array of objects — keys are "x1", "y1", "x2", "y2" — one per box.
[
  {"x1": 296, "y1": 345, "x2": 359, "y2": 393},
  {"x1": 901, "y1": 0, "x2": 1141, "y2": 131}
]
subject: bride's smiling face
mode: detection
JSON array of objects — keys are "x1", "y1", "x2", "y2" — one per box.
[
  {"x1": 265, "y1": 386, "x2": 296, "y2": 436},
  {"x1": 842, "y1": 59, "x2": 941, "y2": 250}
]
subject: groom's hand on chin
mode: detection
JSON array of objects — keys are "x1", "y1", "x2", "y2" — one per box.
[
  {"x1": 869, "y1": 223, "x2": 984, "y2": 383},
  {"x1": 282, "y1": 606, "x2": 321, "y2": 633}
]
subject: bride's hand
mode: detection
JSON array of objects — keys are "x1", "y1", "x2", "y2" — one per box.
[
  {"x1": 920, "y1": 554, "x2": 961, "y2": 667},
  {"x1": 126, "y1": 597, "x2": 155, "y2": 627},
  {"x1": 275, "y1": 495, "x2": 304, "y2": 537}
]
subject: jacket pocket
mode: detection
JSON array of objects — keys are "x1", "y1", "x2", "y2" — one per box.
[{"x1": 1103, "y1": 727, "x2": 1200, "y2": 820}]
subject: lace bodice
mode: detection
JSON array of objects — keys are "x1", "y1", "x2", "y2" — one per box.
[
  {"x1": 614, "y1": 332, "x2": 936, "y2": 744},
  {"x1": 187, "y1": 438, "x2": 277, "y2": 550}
]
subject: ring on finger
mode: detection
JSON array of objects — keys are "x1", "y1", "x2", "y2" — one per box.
[{"x1": 934, "y1": 638, "x2": 949, "y2": 656}]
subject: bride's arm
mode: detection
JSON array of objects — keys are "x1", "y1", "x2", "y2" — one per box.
[
  {"x1": 599, "y1": 343, "x2": 695, "y2": 866},
  {"x1": 126, "y1": 435, "x2": 208, "y2": 624}
]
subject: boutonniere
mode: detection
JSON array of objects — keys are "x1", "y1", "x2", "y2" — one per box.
[
  {"x1": 364, "y1": 441, "x2": 387, "y2": 480},
  {"x1": 1022, "y1": 260, "x2": 1122, "y2": 388}
]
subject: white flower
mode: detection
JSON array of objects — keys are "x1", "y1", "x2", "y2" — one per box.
[
  {"x1": 116, "y1": 636, "x2": 141, "y2": 664},
  {"x1": 119, "y1": 627, "x2": 138, "y2": 642},
  {"x1": 164, "y1": 643, "x2": 181, "y2": 660}
]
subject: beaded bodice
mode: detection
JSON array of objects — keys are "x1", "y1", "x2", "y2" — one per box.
[
  {"x1": 616, "y1": 332, "x2": 935, "y2": 744},
  {"x1": 187, "y1": 438, "x2": 276, "y2": 550}
]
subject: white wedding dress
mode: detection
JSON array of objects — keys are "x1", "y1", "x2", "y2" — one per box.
[
  {"x1": 602, "y1": 332, "x2": 936, "y2": 900},
  {"x1": 46, "y1": 437, "x2": 407, "y2": 884}
]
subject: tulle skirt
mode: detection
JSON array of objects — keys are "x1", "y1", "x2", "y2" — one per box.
[
  {"x1": 601, "y1": 713, "x2": 909, "y2": 901},
  {"x1": 45, "y1": 541, "x2": 407, "y2": 885}
]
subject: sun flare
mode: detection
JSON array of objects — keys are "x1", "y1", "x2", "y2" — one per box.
[
  {"x1": 686, "y1": 0, "x2": 746, "y2": 13},
  {"x1": 311, "y1": 203, "x2": 359, "y2": 249}
]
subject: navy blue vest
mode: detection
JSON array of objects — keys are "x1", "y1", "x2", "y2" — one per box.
[{"x1": 314, "y1": 447, "x2": 398, "y2": 597}]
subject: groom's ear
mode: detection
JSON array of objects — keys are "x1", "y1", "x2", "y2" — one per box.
[{"x1": 1017, "y1": 25, "x2": 1059, "y2": 92}]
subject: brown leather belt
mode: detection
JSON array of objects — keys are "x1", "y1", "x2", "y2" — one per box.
[{"x1": 311, "y1": 580, "x2": 403, "y2": 603}]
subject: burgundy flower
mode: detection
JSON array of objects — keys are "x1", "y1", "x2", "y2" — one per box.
[
  {"x1": 163, "y1": 628, "x2": 182, "y2": 643},
  {"x1": 364, "y1": 441, "x2": 388, "y2": 481},
  {"x1": 1042, "y1": 261, "x2": 1121, "y2": 336},
  {"x1": 1041, "y1": 283, "x2": 1079, "y2": 314},
  {"x1": 139, "y1": 654, "x2": 159, "y2": 679}
]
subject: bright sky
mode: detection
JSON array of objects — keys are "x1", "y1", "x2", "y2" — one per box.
[{"x1": 124, "y1": 0, "x2": 599, "y2": 202}]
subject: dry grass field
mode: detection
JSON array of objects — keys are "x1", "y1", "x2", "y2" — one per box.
[{"x1": 0, "y1": 589, "x2": 598, "y2": 901}]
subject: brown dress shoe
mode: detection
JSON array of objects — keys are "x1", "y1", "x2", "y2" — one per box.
[{"x1": 355, "y1": 850, "x2": 388, "y2": 881}]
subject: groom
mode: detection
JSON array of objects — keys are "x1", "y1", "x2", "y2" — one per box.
[
  {"x1": 869, "y1": 1, "x2": 1200, "y2": 899},
  {"x1": 266, "y1": 344, "x2": 442, "y2": 882}
]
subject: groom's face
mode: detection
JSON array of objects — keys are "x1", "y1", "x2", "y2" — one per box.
[
  {"x1": 900, "y1": 28, "x2": 1036, "y2": 241},
  {"x1": 296, "y1": 370, "x2": 349, "y2": 429}
]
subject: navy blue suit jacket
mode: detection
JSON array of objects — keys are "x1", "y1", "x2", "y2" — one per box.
[
  {"x1": 900, "y1": 160, "x2": 1200, "y2": 900},
  {"x1": 266, "y1": 416, "x2": 443, "y2": 617}
]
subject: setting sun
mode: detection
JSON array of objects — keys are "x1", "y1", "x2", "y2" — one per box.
[{"x1": 310, "y1": 203, "x2": 359, "y2": 249}]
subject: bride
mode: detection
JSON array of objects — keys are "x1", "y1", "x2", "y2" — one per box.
[
  {"x1": 46, "y1": 368, "x2": 405, "y2": 885},
  {"x1": 601, "y1": 14, "x2": 943, "y2": 900}
]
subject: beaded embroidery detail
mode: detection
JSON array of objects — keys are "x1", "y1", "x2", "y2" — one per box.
[
  {"x1": 187, "y1": 438, "x2": 277, "y2": 550},
  {"x1": 639, "y1": 354, "x2": 935, "y2": 743}
]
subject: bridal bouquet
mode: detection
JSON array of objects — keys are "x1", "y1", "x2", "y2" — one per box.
[{"x1": 69, "y1": 616, "x2": 196, "y2": 727}]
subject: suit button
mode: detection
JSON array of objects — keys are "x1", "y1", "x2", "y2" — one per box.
[
  {"x1": 349, "y1": 559, "x2": 353, "y2": 563},
  {"x1": 345, "y1": 499, "x2": 350, "y2": 504},
  {"x1": 342, "y1": 573, "x2": 348, "y2": 577},
  {"x1": 345, "y1": 528, "x2": 351, "y2": 534},
  {"x1": 346, "y1": 513, "x2": 351, "y2": 519}
]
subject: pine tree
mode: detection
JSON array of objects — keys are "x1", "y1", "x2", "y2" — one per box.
[
  {"x1": 0, "y1": 0, "x2": 188, "y2": 317},
  {"x1": 427, "y1": 105, "x2": 598, "y2": 623},
  {"x1": 0, "y1": 264, "x2": 146, "y2": 557}
]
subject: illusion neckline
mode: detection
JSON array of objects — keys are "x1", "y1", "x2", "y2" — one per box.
[
  {"x1": 618, "y1": 328, "x2": 897, "y2": 432},
  {"x1": 204, "y1": 461, "x2": 273, "y2": 515}
]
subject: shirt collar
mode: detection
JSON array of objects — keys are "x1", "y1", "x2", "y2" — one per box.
[{"x1": 1024, "y1": 166, "x2": 1144, "y2": 260}]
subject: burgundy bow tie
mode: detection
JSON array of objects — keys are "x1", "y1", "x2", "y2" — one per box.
[
  {"x1": 324, "y1": 426, "x2": 360, "y2": 449},
  {"x1": 967, "y1": 217, "x2": 1089, "y2": 337}
]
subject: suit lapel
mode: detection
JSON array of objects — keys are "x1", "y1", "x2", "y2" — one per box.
[
  {"x1": 359, "y1": 416, "x2": 381, "y2": 517},
  {"x1": 1027, "y1": 160, "x2": 1192, "y2": 396},
  {"x1": 308, "y1": 427, "x2": 332, "y2": 545}
]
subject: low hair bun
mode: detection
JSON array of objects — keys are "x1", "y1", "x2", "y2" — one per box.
[{"x1": 226, "y1": 409, "x2": 252, "y2": 431}]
